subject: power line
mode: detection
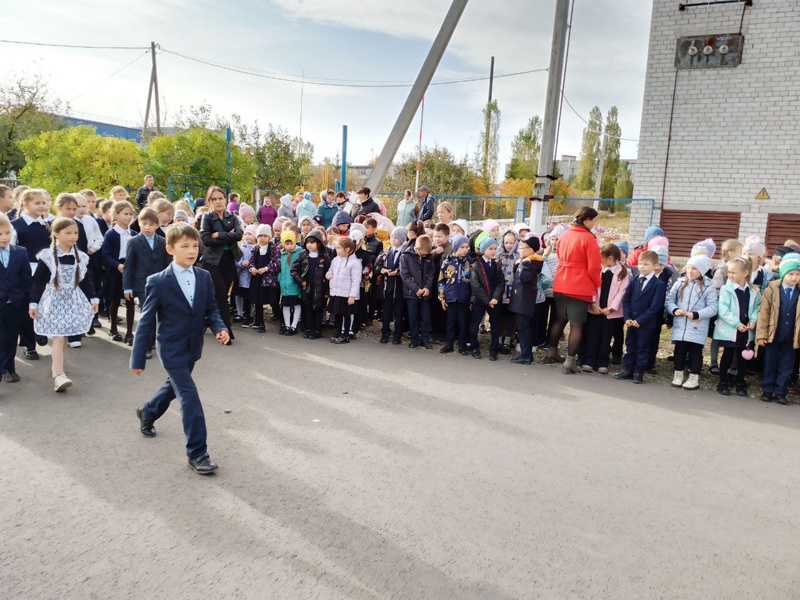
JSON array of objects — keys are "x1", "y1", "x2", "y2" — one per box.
[
  {"x1": 69, "y1": 50, "x2": 150, "y2": 102},
  {"x1": 159, "y1": 47, "x2": 547, "y2": 89},
  {"x1": 563, "y1": 94, "x2": 639, "y2": 142},
  {"x1": 0, "y1": 38, "x2": 149, "y2": 50}
]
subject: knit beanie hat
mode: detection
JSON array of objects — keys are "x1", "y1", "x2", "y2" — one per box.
[
  {"x1": 512, "y1": 222, "x2": 530, "y2": 237},
  {"x1": 654, "y1": 245, "x2": 669, "y2": 265},
  {"x1": 521, "y1": 236, "x2": 541, "y2": 252},
  {"x1": 779, "y1": 253, "x2": 800, "y2": 279},
  {"x1": 647, "y1": 235, "x2": 669, "y2": 250},
  {"x1": 239, "y1": 203, "x2": 255, "y2": 220},
  {"x1": 350, "y1": 229, "x2": 365, "y2": 244},
  {"x1": 174, "y1": 210, "x2": 189, "y2": 222},
  {"x1": 332, "y1": 210, "x2": 352, "y2": 227},
  {"x1": 687, "y1": 254, "x2": 712, "y2": 276},
  {"x1": 256, "y1": 224, "x2": 273, "y2": 238},
  {"x1": 312, "y1": 214, "x2": 324, "y2": 225},
  {"x1": 273, "y1": 216, "x2": 287, "y2": 230},
  {"x1": 550, "y1": 223, "x2": 570, "y2": 239},
  {"x1": 483, "y1": 219, "x2": 500, "y2": 234},
  {"x1": 298, "y1": 215, "x2": 312, "y2": 227},
  {"x1": 618, "y1": 241, "x2": 629, "y2": 256},
  {"x1": 452, "y1": 219, "x2": 470, "y2": 236},
  {"x1": 280, "y1": 230, "x2": 296, "y2": 245},
  {"x1": 773, "y1": 246, "x2": 793, "y2": 260},
  {"x1": 450, "y1": 234, "x2": 469, "y2": 252},
  {"x1": 280, "y1": 194, "x2": 292, "y2": 207},
  {"x1": 391, "y1": 226, "x2": 408, "y2": 243},
  {"x1": 479, "y1": 236, "x2": 498, "y2": 254},
  {"x1": 743, "y1": 235, "x2": 766, "y2": 258},
  {"x1": 692, "y1": 238, "x2": 716, "y2": 258},
  {"x1": 350, "y1": 222, "x2": 366, "y2": 237},
  {"x1": 244, "y1": 224, "x2": 258, "y2": 238},
  {"x1": 644, "y1": 225, "x2": 664, "y2": 243}
]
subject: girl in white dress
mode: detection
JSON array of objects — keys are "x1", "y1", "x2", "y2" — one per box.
[{"x1": 29, "y1": 217, "x2": 99, "y2": 392}]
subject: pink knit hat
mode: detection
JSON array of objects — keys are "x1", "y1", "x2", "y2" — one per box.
[
  {"x1": 239, "y1": 203, "x2": 255, "y2": 220},
  {"x1": 743, "y1": 235, "x2": 766, "y2": 258},
  {"x1": 647, "y1": 235, "x2": 669, "y2": 249},
  {"x1": 483, "y1": 219, "x2": 500, "y2": 233}
]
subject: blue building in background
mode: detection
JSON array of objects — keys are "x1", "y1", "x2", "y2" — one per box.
[{"x1": 61, "y1": 116, "x2": 143, "y2": 143}]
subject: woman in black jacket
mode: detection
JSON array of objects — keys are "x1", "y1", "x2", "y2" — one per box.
[{"x1": 200, "y1": 186, "x2": 243, "y2": 340}]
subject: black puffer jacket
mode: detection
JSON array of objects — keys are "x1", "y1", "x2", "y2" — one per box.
[
  {"x1": 200, "y1": 210, "x2": 243, "y2": 266},
  {"x1": 291, "y1": 249, "x2": 330, "y2": 309}
]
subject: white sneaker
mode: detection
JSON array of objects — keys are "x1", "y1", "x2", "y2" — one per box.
[
  {"x1": 54, "y1": 374, "x2": 73, "y2": 393},
  {"x1": 68, "y1": 341, "x2": 82, "y2": 348},
  {"x1": 682, "y1": 373, "x2": 700, "y2": 390},
  {"x1": 671, "y1": 371, "x2": 685, "y2": 388}
]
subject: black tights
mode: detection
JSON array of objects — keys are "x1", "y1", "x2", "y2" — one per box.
[
  {"x1": 549, "y1": 316, "x2": 583, "y2": 357},
  {"x1": 109, "y1": 297, "x2": 135, "y2": 336}
]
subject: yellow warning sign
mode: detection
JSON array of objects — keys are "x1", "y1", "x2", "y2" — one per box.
[{"x1": 756, "y1": 188, "x2": 770, "y2": 200}]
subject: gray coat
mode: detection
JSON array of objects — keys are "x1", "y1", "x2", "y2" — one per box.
[{"x1": 665, "y1": 277, "x2": 718, "y2": 346}]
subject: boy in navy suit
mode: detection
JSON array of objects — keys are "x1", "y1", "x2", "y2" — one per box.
[
  {"x1": 616, "y1": 250, "x2": 667, "y2": 384},
  {"x1": 130, "y1": 223, "x2": 229, "y2": 475},
  {"x1": 0, "y1": 214, "x2": 32, "y2": 382}
]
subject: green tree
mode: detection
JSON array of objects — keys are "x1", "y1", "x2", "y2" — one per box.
[
  {"x1": 240, "y1": 123, "x2": 313, "y2": 192},
  {"x1": 0, "y1": 73, "x2": 67, "y2": 177},
  {"x1": 475, "y1": 100, "x2": 501, "y2": 189},
  {"x1": 144, "y1": 127, "x2": 255, "y2": 195},
  {"x1": 506, "y1": 115, "x2": 541, "y2": 180},
  {"x1": 384, "y1": 145, "x2": 479, "y2": 197},
  {"x1": 574, "y1": 106, "x2": 603, "y2": 192},
  {"x1": 18, "y1": 126, "x2": 143, "y2": 194},
  {"x1": 600, "y1": 106, "x2": 621, "y2": 199},
  {"x1": 614, "y1": 160, "x2": 634, "y2": 199}
]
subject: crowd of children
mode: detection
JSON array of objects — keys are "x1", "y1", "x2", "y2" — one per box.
[{"x1": 3, "y1": 182, "x2": 800, "y2": 409}]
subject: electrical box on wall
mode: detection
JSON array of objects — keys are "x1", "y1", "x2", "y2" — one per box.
[{"x1": 675, "y1": 33, "x2": 744, "y2": 69}]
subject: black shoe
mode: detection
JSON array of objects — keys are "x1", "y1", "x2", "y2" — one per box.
[
  {"x1": 258, "y1": 325, "x2": 266, "y2": 333},
  {"x1": 145, "y1": 350, "x2": 153, "y2": 360},
  {"x1": 709, "y1": 366, "x2": 721, "y2": 376},
  {"x1": 392, "y1": 337, "x2": 402, "y2": 345},
  {"x1": 776, "y1": 395, "x2": 789, "y2": 405},
  {"x1": 380, "y1": 336, "x2": 389, "y2": 344},
  {"x1": 499, "y1": 344, "x2": 510, "y2": 355},
  {"x1": 308, "y1": 331, "x2": 321, "y2": 339},
  {"x1": 458, "y1": 347, "x2": 469, "y2": 356},
  {"x1": 233, "y1": 315, "x2": 242, "y2": 322},
  {"x1": 24, "y1": 349, "x2": 39, "y2": 360},
  {"x1": 111, "y1": 332, "x2": 122, "y2": 342},
  {"x1": 615, "y1": 371, "x2": 634, "y2": 380},
  {"x1": 511, "y1": 356, "x2": 532, "y2": 365},
  {"x1": 409, "y1": 341, "x2": 419, "y2": 348},
  {"x1": 423, "y1": 342, "x2": 433, "y2": 350},
  {"x1": 92, "y1": 316, "x2": 102, "y2": 328},
  {"x1": 286, "y1": 328, "x2": 298, "y2": 336},
  {"x1": 2, "y1": 370, "x2": 20, "y2": 383},
  {"x1": 124, "y1": 333, "x2": 134, "y2": 346},
  {"x1": 188, "y1": 455, "x2": 218, "y2": 475},
  {"x1": 279, "y1": 328, "x2": 287, "y2": 336},
  {"x1": 471, "y1": 349, "x2": 482, "y2": 359},
  {"x1": 717, "y1": 385, "x2": 731, "y2": 396},
  {"x1": 489, "y1": 352, "x2": 498, "y2": 361},
  {"x1": 304, "y1": 331, "x2": 311, "y2": 339},
  {"x1": 633, "y1": 372, "x2": 644, "y2": 384},
  {"x1": 36, "y1": 335, "x2": 47, "y2": 346},
  {"x1": 136, "y1": 405, "x2": 156, "y2": 438},
  {"x1": 440, "y1": 344, "x2": 454, "y2": 354},
  {"x1": 333, "y1": 336, "x2": 350, "y2": 345},
  {"x1": 736, "y1": 387, "x2": 748, "y2": 397},
  {"x1": 85, "y1": 326, "x2": 96, "y2": 336},
  {"x1": 241, "y1": 319, "x2": 252, "y2": 328},
  {"x1": 761, "y1": 393, "x2": 774, "y2": 403},
  {"x1": 348, "y1": 332, "x2": 357, "y2": 340}
]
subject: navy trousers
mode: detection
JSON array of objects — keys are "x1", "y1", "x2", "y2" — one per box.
[
  {"x1": 406, "y1": 298, "x2": 431, "y2": 344},
  {"x1": 445, "y1": 302, "x2": 469, "y2": 350},
  {"x1": 142, "y1": 361, "x2": 208, "y2": 461},
  {"x1": 381, "y1": 295, "x2": 404, "y2": 341},
  {"x1": 516, "y1": 312, "x2": 533, "y2": 360},
  {"x1": 469, "y1": 303, "x2": 500, "y2": 354},
  {"x1": 762, "y1": 338, "x2": 796, "y2": 396},
  {"x1": 623, "y1": 327, "x2": 656, "y2": 375},
  {"x1": 0, "y1": 303, "x2": 23, "y2": 374}
]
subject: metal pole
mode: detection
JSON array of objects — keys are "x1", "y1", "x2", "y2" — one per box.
[
  {"x1": 226, "y1": 127, "x2": 232, "y2": 175},
  {"x1": 530, "y1": 0, "x2": 570, "y2": 235},
  {"x1": 593, "y1": 126, "x2": 607, "y2": 210},
  {"x1": 143, "y1": 65, "x2": 154, "y2": 142},
  {"x1": 365, "y1": 0, "x2": 469, "y2": 193},
  {"x1": 150, "y1": 42, "x2": 161, "y2": 134},
  {"x1": 483, "y1": 56, "x2": 495, "y2": 190},
  {"x1": 414, "y1": 96, "x2": 425, "y2": 198},
  {"x1": 340, "y1": 125, "x2": 348, "y2": 193}
]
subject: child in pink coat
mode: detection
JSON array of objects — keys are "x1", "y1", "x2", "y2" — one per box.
[
  {"x1": 326, "y1": 237, "x2": 361, "y2": 344},
  {"x1": 581, "y1": 243, "x2": 630, "y2": 373}
]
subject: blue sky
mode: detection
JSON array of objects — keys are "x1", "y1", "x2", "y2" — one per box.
[{"x1": 2, "y1": 0, "x2": 651, "y2": 176}]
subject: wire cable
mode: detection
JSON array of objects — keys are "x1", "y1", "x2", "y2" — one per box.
[
  {"x1": 0, "y1": 38, "x2": 149, "y2": 50},
  {"x1": 69, "y1": 50, "x2": 150, "y2": 102},
  {"x1": 563, "y1": 94, "x2": 639, "y2": 142}
]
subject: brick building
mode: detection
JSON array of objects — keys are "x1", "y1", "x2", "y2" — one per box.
[{"x1": 631, "y1": 0, "x2": 800, "y2": 256}]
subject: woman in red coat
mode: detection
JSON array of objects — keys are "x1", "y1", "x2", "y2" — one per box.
[{"x1": 543, "y1": 207, "x2": 602, "y2": 374}]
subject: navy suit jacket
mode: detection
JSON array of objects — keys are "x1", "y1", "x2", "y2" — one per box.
[
  {"x1": 122, "y1": 233, "x2": 170, "y2": 296},
  {"x1": 130, "y1": 266, "x2": 226, "y2": 370},
  {"x1": 623, "y1": 275, "x2": 667, "y2": 330},
  {"x1": 0, "y1": 245, "x2": 32, "y2": 307}
]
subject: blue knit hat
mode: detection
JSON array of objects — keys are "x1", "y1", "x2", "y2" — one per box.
[
  {"x1": 391, "y1": 226, "x2": 407, "y2": 243},
  {"x1": 644, "y1": 226, "x2": 664, "y2": 243},
  {"x1": 450, "y1": 234, "x2": 469, "y2": 251},
  {"x1": 332, "y1": 210, "x2": 352, "y2": 226},
  {"x1": 618, "y1": 241, "x2": 629, "y2": 256},
  {"x1": 479, "y1": 236, "x2": 498, "y2": 254}
]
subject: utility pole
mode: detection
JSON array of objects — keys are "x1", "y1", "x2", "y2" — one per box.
[
  {"x1": 143, "y1": 41, "x2": 161, "y2": 141},
  {"x1": 593, "y1": 127, "x2": 607, "y2": 210},
  {"x1": 365, "y1": 0, "x2": 469, "y2": 193},
  {"x1": 482, "y1": 56, "x2": 495, "y2": 190},
  {"x1": 340, "y1": 125, "x2": 348, "y2": 193},
  {"x1": 414, "y1": 96, "x2": 425, "y2": 198},
  {"x1": 529, "y1": 0, "x2": 570, "y2": 235}
]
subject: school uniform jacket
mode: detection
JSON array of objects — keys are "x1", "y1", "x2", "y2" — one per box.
[
  {"x1": 470, "y1": 257, "x2": 504, "y2": 306},
  {"x1": 623, "y1": 274, "x2": 667, "y2": 330},
  {"x1": 130, "y1": 266, "x2": 226, "y2": 371},
  {"x1": 102, "y1": 227, "x2": 136, "y2": 271},
  {"x1": 122, "y1": 233, "x2": 170, "y2": 296},
  {"x1": 590, "y1": 266, "x2": 630, "y2": 320},
  {"x1": 399, "y1": 247, "x2": 435, "y2": 300},
  {"x1": 509, "y1": 257, "x2": 544, "y2": 318},
  {"x1": 11, "y1": 215, "x2": 51, "y2": 269},
  {"x1": 0, "y1": 245, "x2": 32, "y2": 307}
]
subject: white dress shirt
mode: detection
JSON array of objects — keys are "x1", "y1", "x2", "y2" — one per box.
[
  {"x1": 113, "y1": 224, "x2": 133, "y2": 259},
  {"x1": 80, "y1": 215, "x2": 103, "y2": 252},
  {"x1": 171, "y1": 263, "x2": 195, "y2": 307}
]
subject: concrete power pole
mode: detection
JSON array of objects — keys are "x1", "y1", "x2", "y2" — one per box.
[
  {"x1": 365, "y1": 0, "x2": 469, "y2": 194},
  {"x1": 482, "y1": 56, "x2": 495, "y2": 190},
  {"x1": 593, "y1": 127, "x2": 607, "y2": 210},
  {"x1": 529, "y1": 0, "x2": 571, "y2": 235}
]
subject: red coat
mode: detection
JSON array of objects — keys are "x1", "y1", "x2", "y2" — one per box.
[{"x1": 552, "y1": 224, "x2": 602, "y2": 299}]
